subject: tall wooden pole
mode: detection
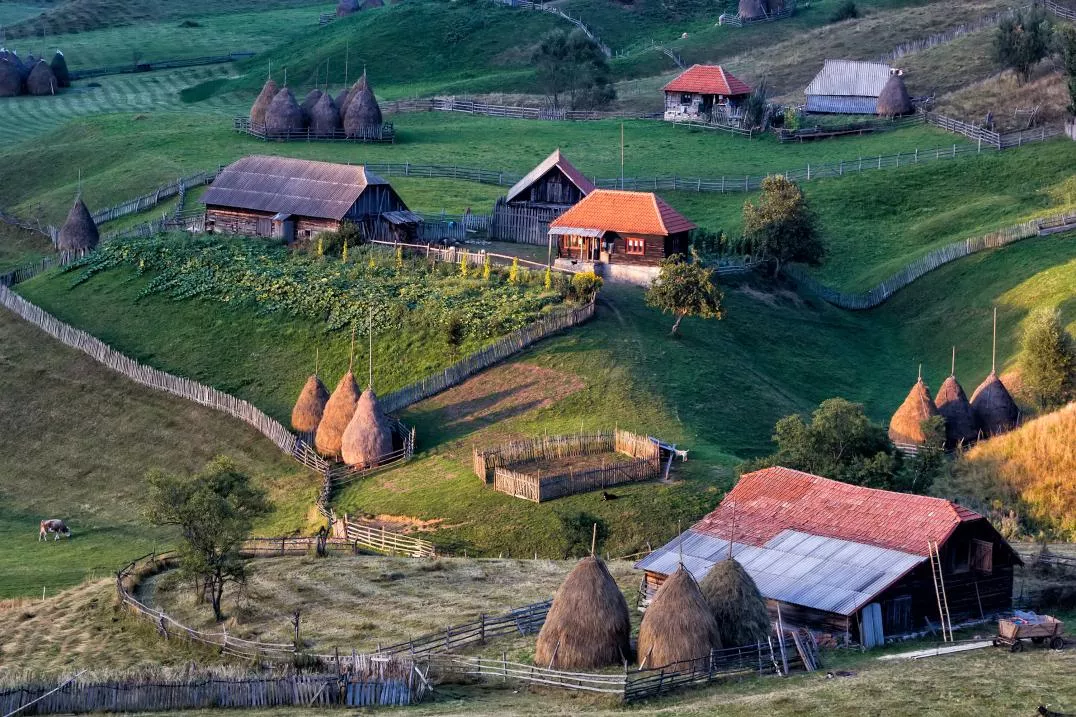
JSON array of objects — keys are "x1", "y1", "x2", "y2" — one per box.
[{"x1": 992, "y1": 307, "x2": 998, "y2": 374}]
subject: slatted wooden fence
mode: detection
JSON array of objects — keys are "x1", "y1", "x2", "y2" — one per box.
[
  {"x1": 232, "y1": 117, "x2": 395, "y2": 143},
  {"x1": 343, "y1": 520, "x2": 437, "y2": 558},
  {"x1": 91, "y1": 170, "x2": 220, "y2": 225},
  {"x1": 374, "y1": 600, "x2": 551, "y2": 656}
]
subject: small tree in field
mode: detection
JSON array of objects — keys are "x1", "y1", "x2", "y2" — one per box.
[
  {"x1": 1060, "y1": 26, "x2": 1076, "y2": 115},
  {"x1": 645, "y1": 254, "x2": 725, "y2": 336},
  {"x1": 742, "y1": 175, "x2": 823, "y2": 277},
  {"x1": 1020, "y1": 307, "x2": 1076, "y2": 409},
  {"x1": 146, "y1": 457, "x2": 270, "y2": 621},
  {"x1": 995, "y1": 7, "x2": 1053, "y2": 83}
]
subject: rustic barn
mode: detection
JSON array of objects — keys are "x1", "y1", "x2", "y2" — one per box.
[
  {"x1": 489, "y1": 149, "x2": 595, "y2": 243},
  {"x1": 804, "y1": 60, "x2": 901, "y2": 114},
  {"x1": 663, "y1": 65, "x2": 752, "y2": 124},
  {"x1": 202, "y1": 155, "x2": 411, "y2": 242},
  {"x1": 636, "y1": 467, "x2": 1020, "y2": 647}
]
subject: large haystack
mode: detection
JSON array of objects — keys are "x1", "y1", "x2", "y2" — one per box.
[
  {"x1": 699, "y1": 559, "x2": 771, "y2": 648},
  {"x1": 970, "y1": 372, "x2": 1019, "y2": 437},
  {"x1": 340, "y1": 386, "x2": 394, "y2": 466},
  {"x1": 534, "y1": 556, "x2": 632, "y2": 670},
  {"x1": 738, "y1": 0, "x2": 767, "y2": 20},
  {"x1": 637, "y1": 566, "x2": 720, "y2": 669},
  {"x1": 50, "y1": 51, "x2": 70, "y2": 88},
  {"x1": 935, "y1": 374, "x2": 978, "y2": 448},
  {"x1": 292, "y1": 374, "x2": 330, "y2": 434},
  {"x1": 0, "y1": 59, "x2": 22, "y2": 97},
  {"x1": 876, "y1": 73, "x2": 912, "y2": 117},
  {"x1": 888, "y1": 377, "x2": 940, "y2": 445},
  {"x1": 250, "y1": 78, "x2": 279, "y2": 126},
  {"x1": 310, "y1": 92, "x2": 342, "y2": 136},
  {"x1": 25, "y1": 60, "x2": 57, "y2": 96},
  {"x1": 301, "y1": 89, "x2": 323, "y2": 124},
  {"x1": 265, "y1": 87, "x2": 304, "y2": 135},
  {"x1": 315, "y1": 370, "x2": 360, "y2": 458},
  {"x1": 343, "y1": 77, "x2": 382, "y2": 139},
  {"x1": 339, "y1": 73, "x2": 368, "y2": 117},
  {"x1": 57, "y1": 196, "x2": 99, "y2": 254},
  {"x1": 337, "y1": 0, "x2": 360, "y2": 16}
]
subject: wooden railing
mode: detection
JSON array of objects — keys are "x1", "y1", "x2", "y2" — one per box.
[
  {"x1": 343, "y1": 520, "x2": 436, "y2": 559},
  {"x1": 92, "y1": 170, "x2": 220, "y2": 225},
  {"x1": 232, "y1": 117, "x2": 395, "y2": 143},
  {"x1": 495, "y1": 0, "x2": 611, "y2": 57},
  {"x1": 718, "y1": 4, "x2": 796, "y2": 26},
  {"x1": 374, "y1": 599, "x2": 551, "y2": 656}
]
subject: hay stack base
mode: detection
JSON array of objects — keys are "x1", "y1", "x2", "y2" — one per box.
[
  {"x1": 57, "y1": 197, "x2": 100, "y2": 255},
  {"x1": 340, "y1": 387, "x2": 394, "y2": 467},
  {"x1": 315, "y1": 370, "x2": 361, "y2": 458},
  {"x1": 637, "y1": 566, "x2": 720, "y2": 668}
]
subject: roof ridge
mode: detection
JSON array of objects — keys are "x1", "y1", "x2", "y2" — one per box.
[{"x1": 650, "y1": 193, "x2": 665, "y2": 234}]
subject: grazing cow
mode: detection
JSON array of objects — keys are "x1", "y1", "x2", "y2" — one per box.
[{"x1": 39, "y1": 519, "x2": 72, "y2": 541}]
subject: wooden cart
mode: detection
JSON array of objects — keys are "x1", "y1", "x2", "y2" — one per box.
[{"x1": 994, "y1": 616, "x2": 1066, "y2": 652}]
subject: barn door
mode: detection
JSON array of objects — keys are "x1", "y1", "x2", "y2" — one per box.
[{"x1": 256, "y1": 217, "x2": 272, "y2": 236}]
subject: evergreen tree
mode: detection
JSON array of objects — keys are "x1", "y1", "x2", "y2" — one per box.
[{"x1": 1020, "y1": 307, "x2": 1076, "y2": 409}]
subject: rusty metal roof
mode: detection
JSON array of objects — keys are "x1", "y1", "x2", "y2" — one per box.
[
  {"x1": 505, "y1": 149, "x2": 596, "y2": 204},
  {"x1": 202, "y1": 155, "x2": 389, "y2": 221}
]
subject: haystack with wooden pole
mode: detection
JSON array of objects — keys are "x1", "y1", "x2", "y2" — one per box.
[
  {"x1": 265, "y1": 87, "x2": 304, "y2": 136},
  {"x1": 738, "y1": 0, "x2": 767, "y2": 20},
  {"x1": 888, "y1": 369, "x2": 940, "y2": 445},
  {"x1": 250, "y1": 78, "x2": 279, "y2": 126},
  {"x1": 343, "y1": 72, "x2": 382, "y2": 139},
  {"x1": 301, "y1": 89, "x2": 323, "y2": 125},
  {"x1": 637, "y1": 565, "x2": 720, "y2": 668},
  {"x1": 970, "y1": 309, "x2": 1019, "y2": 437},
  {"x1": 292, "y1": 374, "x2": 330, "y2": 435},
  {"x1": 876, "y1": 73, "x2": 912, "y2": 117},
  {"x1": 534, "y1": 554, "x2": 632, "y2": 669},
  {"x1": 699, "y1": 558, "x2": 771, "y2": 648},
  {"x1": 315, "y1": 370, "x2": 360, "y2": 458},
  {"x1": 935, "y1": 348, "x2": 978, "y2": 448},
  {"x1": 337, "y1": 0, "x2": 360, "y2": 16},
  {"x1": 0, "y1": 58, "x2": 22, "y2": 97},
  {"x1": 340, "y1": 386, "x2": 394, "y2": 466},
  {"x1": 57, "y1": 196, "x2": 99, "y2": 255},
  {"x1": 25, "y1": 60, "x2": 57, "y2": 96},
  {"x1": 50, "y1": 51, "x2": 70, "y2": 88},
  {"x1": 310, "y1": 92, "x2": 341, "y2": 136}
]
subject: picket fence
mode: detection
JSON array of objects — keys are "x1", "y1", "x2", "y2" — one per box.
[
  {"x1": 718, "y1": 4, "x2": 796, "y2": 26},
  {"x1": 880, "y1": 8, "x2": 1020, "y2": 62},
  {"x1": 374, "y1": 599, "x2": 551, "y2": 656},
  {"x1": 91, "y1": 170, "x2": 220, "y2": 225},
  {"x1": 496, "y1": 0, "x2": 611, "y2": 57},
  {"x1": 786, "y1": 210, "x2": 1076, "y2": 309}
]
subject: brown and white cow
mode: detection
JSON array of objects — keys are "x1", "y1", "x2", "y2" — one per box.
[{"x1": 39, "y1": 519, "x2": 72, "y2": 541}]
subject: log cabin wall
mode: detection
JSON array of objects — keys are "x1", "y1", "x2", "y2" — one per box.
[
  {"x1": 609, "y1": 231, "x2": 690, "y2": 266},
  {"x1": 205, "y1": 207, "x2": 274, "y2": 237},
  {"x1": 513, "y1": 168, "x2": 587, "y2": 207}
]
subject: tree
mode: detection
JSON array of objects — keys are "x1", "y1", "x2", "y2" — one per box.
[
  {"x1": 742, "y1": 175, "x2": 823, "y2": 277},
  {"x1": 1059, "y1": 26, "x2": 1076, "y2": 115},
  {"x1": 146, "y1": 457, "x2": 270, "y2": 621},
  {"x1": 1020, "y1": 307, "x2": 1076, "y2": 409},
  {"x1": 899, "y1": 415, "x2": 947, "y2": 494},
  {"x1": 532, "y1": 29, "x2": 615, "y2": 110},
  {"x1": 740, "y1": 82, "x2": 769, "y2": 131},
  {"x1": 645, "y1": 254, "x2": 725, "y2": 336},
  {"x1": 995, "y1": 7, "x2": 1053, "y2": 83}
]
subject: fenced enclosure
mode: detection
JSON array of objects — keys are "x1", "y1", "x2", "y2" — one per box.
[
  {"x1": 374, "y1": 599, "x2": 551, "y2": 656},
  {"x1": 92, "y1": 169, "x2": 220, "y2": 225},
  {"x1": 232, "y1": 117, "x2": 395, "y2": 143},
  {"x1": 718, "y1": 2, "x2": 797, "y2": 27}
]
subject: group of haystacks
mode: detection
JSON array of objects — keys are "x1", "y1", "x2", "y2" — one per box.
[
  {"x1": 249, "y1": 71, "x2": 383, "y2": 138},
  {"x1": 291, "y1": 361, "x2": 395, "y2": 467},
  {"x1": 0, "y1": 49, "x2": 70, "y2": 97},
  {"x1": 535, "y1": 554, "x2": 770, "y2": 671}
]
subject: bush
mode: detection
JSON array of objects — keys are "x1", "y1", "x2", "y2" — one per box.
[
  {"x1": 830, "y1": 0, "x2": 859, "y2": 22},
  {"x1": 1019, "y1": 307, "x2": 1076, "y2": 409},
  {"x1": 569, "y1": 271, "x2": 603, "y2": 302},
  {"x1": 995, "y1": 7, "x2": 1053, "y2": 82}
]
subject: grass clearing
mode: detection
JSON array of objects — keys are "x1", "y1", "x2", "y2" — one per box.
[{"x1": 0, "y1": 224, "x2": 52, "y2": 273}]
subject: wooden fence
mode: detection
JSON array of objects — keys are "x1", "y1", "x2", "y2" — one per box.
[
  {"x1": 232, "y1": 117, "x2": 395, "y2": 143},
  {"x1": 494, "y1": 0, "x2": 611, "y2": 56},
  {"x1": 718, "y1": 2, "x2": 796, "y2": 26},
  {"x1": 925, "y1": 113, "x2": 1002, "y2": 148},
  {"x1": 374, "y1": 599, "x2": 551, "y2": 656},
  {"x1": 91, "y1": 169, "x2": 220, "y2": 225},
  {"x1": 343, "y1": 519, "x2": 437, "y2": 558},
  {"x1": 377, "y1": 97, "x2": 655, "y2": 121},
  {"x1": 880, "y1": 8, "x2": 1020, "y2": 62},
  {"x1": 1044, "y1": 0, "x2": 1076, "y2": 21},
  {"x1": 785, "y1": 209, "x2": 1076, "y2": 309},
  {"x1": 473, "y1": 430, "x2": 658, "y2": 482}
]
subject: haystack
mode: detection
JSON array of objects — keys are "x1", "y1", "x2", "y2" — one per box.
[
  {"x1": 343, "y1": 76, "x2": 382, "y2": 139},
  {"x1": 699, "y1": 559, "x2": 771, "y2": 648},
  {"x1": 291, "y1": 374, "x2": 330, "y2": 434},
  {"x1": 335, "y1": 88, "x2": 351, "y2": 115},
  {"x1": 57, "y1": 196, "x2": 99, "y2": 254},
  {"x1": 365, "y1": 0, "x2": 384, "y2": 7},
  {"x1": 534, "y1": 556, "x2": 632, "y2": 669},
  {"x1": 337, "y1": 0, "x2": 360, "y2": 16},
  {"x1": 876, "y1": 73, "x2": 912, "y2": 117},
  {"x1": 301, "y1": 89, "x2": 323, "y2": 124},
  {"x1": 888, "y1": 377, "x2": 940, "y2": 445},
  {"x1": 340, "y1": 386, "x2": 394, "y2": 466},
  {"x1": 314, "y1": 370, "x2": 360, "y2": 458},
  {"x1": 738, "y1": 0, "x2": 767, "y2": 20},
  {"x1": 970, "y1": 372, "x2": 1019, "y2": 437},
  {"x1": 265, "y1": 87, "x2": 304, "y2": 135},
  {"x1": 0, "y1": 59, "x2": 22, "y2": 97},
  {"x1": 935, "y1": 374, "x2": 978, "y2": 448},
  {"x1": 50, "y1": 51, "x2": 70, "y2": 87},
  {"x1": 338, "y1": 73, "x2": 367, "y2": 118},
  {"x1": 250, "y1": 78, "x2": 279, "y2": 126},
  {"x1": 637, "y1": 566, "x2": 720, "y2": 668},
  {"x1": 25, "y1": 60, "x2": 57, "y2": 96},
  {"x1": 310, "y1": 92, "x2": 341, "y2": 136}
]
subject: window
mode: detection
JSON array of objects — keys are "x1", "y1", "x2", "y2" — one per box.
[
  {"x1": 680, "y1": 93, "x2": 693, "y2": 105},
  {"x1": 626, "y1": 237, "x2": 645, "y2": 255},
  {"x1": 971, "y1": 539, "x2": 993, "y2": 574}
]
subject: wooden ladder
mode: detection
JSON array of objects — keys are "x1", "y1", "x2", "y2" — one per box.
[{"x1": 927, "y1": 540, "x2": 953, "y2": 642}]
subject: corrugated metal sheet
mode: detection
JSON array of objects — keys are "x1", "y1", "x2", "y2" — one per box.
[
  {"x1": 804, "y1": 60, "x2": 892, "y2": 97},
  {"x1": 804, "y1": 95, "x2": 878, "y2": 114},
  {"x1": 202, "y1": 155, "x2": 389, "y2": 221},
  {"x1": 548, "y1": 226, "x2": 604, "y2": 237},
  {"x1": 635, "y1": 529, "x2": 924, "y2": 616}
]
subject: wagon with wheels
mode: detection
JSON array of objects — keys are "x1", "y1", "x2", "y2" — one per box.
[{"x1": 994, "y1": 615, "x2": 1065, "y2": 652}]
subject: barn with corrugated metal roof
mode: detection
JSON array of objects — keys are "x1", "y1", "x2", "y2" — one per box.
[
  {"x1": 202, "y1": 155, "x2": 415, "y2": 243},
  {"x1": 636, "y1": 467, "x2": 1020, "y2": 646},
  {"x1": 804, "y1": 59, "x2": 898, "y2": 114}
]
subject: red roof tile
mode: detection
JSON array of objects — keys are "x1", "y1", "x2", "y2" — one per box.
[
  {"x1": 548, "y1": 189, "x2": 696, "y2": 236},
  {"x1": 694, "y1": 466, "x2": 982, "y2": 556},
  {"x1": 663, "y1": 65, "x2": 752, "y2": 97}
]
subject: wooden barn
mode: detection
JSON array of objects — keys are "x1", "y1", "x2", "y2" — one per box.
[
  {"x1": 548, "y1": 189, "x2": 694, "y2": 276},
  {"x1": 202, "y1": 155, "x2": 417, "y2": 242},
  {"x1": 636, "y1": 467, "x2": 1020, "y2": 647},
  {"x1": 804, "y1": 60, "x2": 900, "y2": 114},
  {"x1": 489, "y1": 149, "x2": 595, "y2": 244},
  {"x1": 663, "y1": 65, "x2": 752, "y2": 124}
]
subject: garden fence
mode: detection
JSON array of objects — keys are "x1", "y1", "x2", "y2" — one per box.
[
  {"x1": 342, "y1": 519, "x2": 437, "y2": 558},
  {"x1": 91, "y1": 170, "x2": 220, "y2": 225},
  {"x1": 473, "y1": 430, "x2": 658, "y2": 482},
  {"x1": 879, "y1": 8, "x2": 1021, "y2": 62},
  {"x1": 718, "y1": 3, "x2": 796, "y2": 26}
]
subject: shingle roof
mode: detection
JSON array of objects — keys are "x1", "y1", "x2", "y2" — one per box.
[
  {"x1": 694, "y1": 466, "x2": 981, "y2": 557},
  {"x1": 664, "y1": 65, "x2": 752, "y2": 96},
  {"x1": 548, "y1": 189, "x2": 696, "y2": 236},
  {"x1": 202, "y1": 155, "x2": 389, "y2": 221},
  {"x1": 804, "y1": 59, "x2": 892, "y2": 98},
  {"x1": 505, "y1": 149, "x2": 596, "y2": 204}
]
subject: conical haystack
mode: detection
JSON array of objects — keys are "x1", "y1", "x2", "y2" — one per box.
[
  {"x1": 343, "y1": 78, "x2": 382, "y2": 139},
  {"x1": 0, "y1": 59, "x2": 22, "y2": 97},
  {"x1": 699, "y1": 559, "x2": 771, "y2": 648},
  {"x1": 292, "y1": 374, "x2": 330, "y2": 434},
  {"x1": 340, "y1": 386, "x2": 394, "y2": 466},
  {"x1": 57, "y1": 197, "x2": 99, "y2": 254},
  {"x1": 265, "y1": 87, "x2": 304, "y2": 135},
  {"x1": 888, "y1": 377, "x2": 940, "y2": 445},
  {"x1": 250, "y1": 78, "x2": 279, "y2": 126},
  {"x1": 335, "y1": 88, "x2": 351, "y2": 115},
  {"x1": 301, "y1": 88, "x2": 323, "y2": 125},
  {"x1": 50, "y1": 51, "x2": 70, "y2": 87},
  {"x1": 876, "y1": 73, "x2": 912, "y2": 117},
  {"x1": 970, "y1": 372, "x2": 1019, "y2": 437},
  {"x1": 25, "y1": 60, "x2": 57, "y2": 96},
  {"x1": 315, "y1": 370, "x2": 360, "y2": 458},
  {"x1": 535, "y1": 556, "x2": 632, "y2": 670},
  {"x1": 310, "y1": 92, "x2": 341, "y2": 136},
  {"x1": 935, "y1": 375, "x2": 977, "y2": 448},
  {"x1": 738, "y1": 0, "x2": 767, "y2": 20},
  {"x1": 637, "y1": 566, "x2": 720, "y2": 668}
]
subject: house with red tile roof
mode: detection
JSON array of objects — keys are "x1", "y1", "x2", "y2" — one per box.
[
  {"x1": 636, "y1": 467, "x2": 1020, "y2": 646},
  {"x1": 663, "y1": 65, "x2": 752, "y2": 124}
]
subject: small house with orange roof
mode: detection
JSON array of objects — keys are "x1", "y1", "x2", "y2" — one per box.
[
  {"x1": 636, "y1": 467, "x2": 1020, "y2": 646},
  {"x1": 663, "y1": 64, "x2": 752, "y2": 124}
]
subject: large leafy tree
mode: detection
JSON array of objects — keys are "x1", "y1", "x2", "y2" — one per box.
[
  {"x1": 742, "y1": 175, "x2": 823, "y2": 277},
  {"x1": 645, "y1": 254, "x2": 725, "y2": 336},
  {"x1": 994, "y1": 7, "x2": 1053, "y2": 83},
  {"x1": 532, "y1": 29, "x2": 615, "y2": 110},
  {"x1": 1060, "y1": 26, "x2": 1076, "y2": 116},
  {"x1": 146, "y1": 457, "x2": 270, "y2": 621},
  {"x1": 1020, "y1": 307, "x2": 1076, "y2": 409}
]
